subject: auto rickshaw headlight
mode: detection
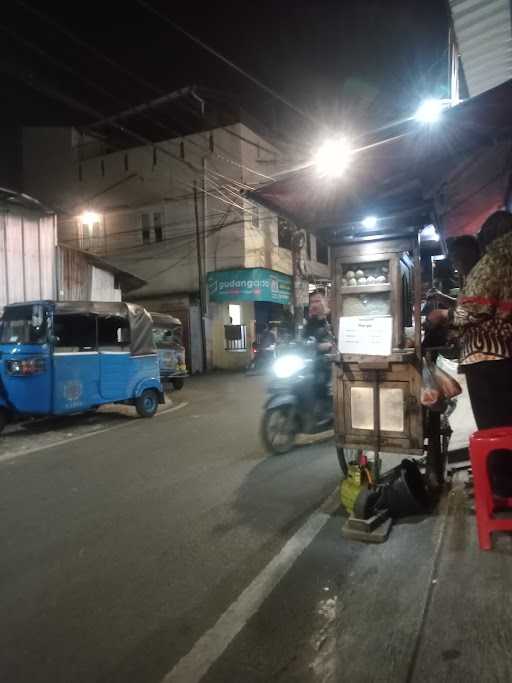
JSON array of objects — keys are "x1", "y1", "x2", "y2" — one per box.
[{"x1": 6, "y1": 357, "x2": 46, "y2": 376}]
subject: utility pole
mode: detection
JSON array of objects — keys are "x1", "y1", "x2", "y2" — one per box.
[
  {"x1": 193, "y1": 181, "x2": 208, "y2": 372},
  {"x1": 291, "y1": 227, "x2": 306, "y2": 334}
]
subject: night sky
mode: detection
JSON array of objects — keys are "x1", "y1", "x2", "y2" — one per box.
[{"x1": 1, "y1": 0, "x2": 449, "y2": 147}]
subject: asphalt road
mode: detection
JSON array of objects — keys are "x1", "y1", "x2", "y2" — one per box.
[{"x1": 0, "y1": 372, "x2": 340, "y2": 683}]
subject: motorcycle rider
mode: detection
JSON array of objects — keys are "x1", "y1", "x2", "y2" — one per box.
[
  {"x1": 303, "y1": 289, "x2": 334, "y2": 351},
  {"x1": 303, "y1": 289, "x2": 335, "y2": 418}
]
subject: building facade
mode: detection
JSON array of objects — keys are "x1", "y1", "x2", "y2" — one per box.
[{"x1": 22, "y1": 122, "x2": 330, "y2": 371}]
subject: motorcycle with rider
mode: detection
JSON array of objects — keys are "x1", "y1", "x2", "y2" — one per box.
[{"x1": 261, "y1": 289, "x2": 336, "y2": 453}]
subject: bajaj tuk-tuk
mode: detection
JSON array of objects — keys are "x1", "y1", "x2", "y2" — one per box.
[
  {"x1": 150, "y1": 312, "x2": 188, "y2": 390},
  {"x1": 0, "y1": 300, "x2": 164, "y2": 433}
]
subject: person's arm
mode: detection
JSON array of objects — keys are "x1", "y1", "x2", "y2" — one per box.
[
  {"x1": 451, "y1": 254, "x2": 500, "y2": 330},
  {"x1": 427, "y1": 309, "x2": 450, "y2": 326},
  {"x1": 427, "y1": 289, "x2": 456, "y2": 306}
]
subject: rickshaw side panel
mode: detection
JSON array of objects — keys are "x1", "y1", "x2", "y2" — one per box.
[
  {"x1": 99, "y1": 351, "x2": 131, "y2": 401},
  {"x1": 43, "y1": 352, "x2": 161, "y2": 413},
  {"x1": 53, "y1": 352, "x2": 101, "y2": 413}
]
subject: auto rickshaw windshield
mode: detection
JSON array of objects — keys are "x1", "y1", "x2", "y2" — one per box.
[
  {"x1": 0, "y1": 304, "x2": 48, "y2": 344},
  {"x1": 153, "y1": 325, "x2": 182, "y2": 348}
]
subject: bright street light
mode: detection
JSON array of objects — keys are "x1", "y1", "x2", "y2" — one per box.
[
  {"x1": 414, "y1": 98, "x2": 445, "y2": 124},
  {"x1": 314, "y1": 137, "x2": 352, "y2": 178},
  {"x1": 420, "y1": 224, "x2": 440, "y2": 241},
  {"x1": 362, "y1": 215, "x2": 378, "y2": 229},
  {"x1": 79, "y1": 210, "x2": 101, "y2": 227}
]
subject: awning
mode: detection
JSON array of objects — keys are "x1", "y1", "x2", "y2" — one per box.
[{"x1": 247, "y1": 80, "x2": 512, "y2": 241}]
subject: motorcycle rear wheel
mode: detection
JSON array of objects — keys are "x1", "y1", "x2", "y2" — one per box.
[{"x1": 262, "y1": 407, "x2": 297, "y2": 454}]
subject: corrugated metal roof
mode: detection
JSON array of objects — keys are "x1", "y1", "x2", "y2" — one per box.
[
  {"x1": 0, "y1": 186, "x2": 53, "y2": 214},
  {"x1": 450, "y1": 0, "x2": 512, "y2": 96}
]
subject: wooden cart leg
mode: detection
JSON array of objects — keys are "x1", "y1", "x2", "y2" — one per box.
[{"x1": 337, "y1": 447, "x2": 349, "y2": 477}]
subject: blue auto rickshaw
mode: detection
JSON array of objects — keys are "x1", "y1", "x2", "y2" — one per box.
[
  {"x1": 0, "y1": 300, "x2": 164, "y2": 433},
  {"x1": 150, "y1": 312, "x2": 188, "y2": 390}
]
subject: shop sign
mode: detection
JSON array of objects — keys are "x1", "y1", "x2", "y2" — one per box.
[{"x1": 207, "y1": 268, "x2": 292, "y2": 304}]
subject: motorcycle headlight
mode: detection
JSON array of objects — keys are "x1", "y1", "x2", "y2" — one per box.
[{"x1": 273, "y1": 354, "x2": 306, "y2": 379}]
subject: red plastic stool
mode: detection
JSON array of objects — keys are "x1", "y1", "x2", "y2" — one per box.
[{"x1": 469, "y1": 428, "x2": 512, "y2": 550}]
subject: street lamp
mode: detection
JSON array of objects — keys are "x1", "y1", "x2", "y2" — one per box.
[
  {"x1": 420, "y1": 224, "x2": 440, "y2": 241},
  {"x1": 79, "y1": 210, "x2": 101, "y2": 228},
  {"x1": 361, "y1": 215, "x2": 378, "y2": 229},
  {"x1": 414, "y1": 98, "x2": 445, "y2": 124},
  {"x1": 313, "y1": 137, "x2": 352, "y2": 178}
]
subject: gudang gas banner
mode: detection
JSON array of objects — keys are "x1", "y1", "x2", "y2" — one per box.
[{"x1": 207, "y1": 268, "x2": 292, "y2": 304}]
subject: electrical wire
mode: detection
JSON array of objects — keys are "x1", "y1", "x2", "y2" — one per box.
[
  {"x1": 5, "y1": 5, "x2": 300, "y2": 272},
  {"x1": 6, "y1": 6, "x2": 278, "y2": 184},
  {"x1": 134, "y1": 0, "x2": 316, "y2": 126}
]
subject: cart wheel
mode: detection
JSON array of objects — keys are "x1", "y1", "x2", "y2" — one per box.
[
  {"x1": 135, "y1": 389, "x2": 159, "y2": 418},
  {"x1": 336, "y1": 447, "x2": 349, "y2": 478},
  {"x1": 261, "y1": 407, "x2": 297, "y2": 455},
  {"x1": 426, "y1": 411, "x2": 445, "y2": 490},
  {"x1": 171, "y1": 378, "x2": 184, "y2": 391}
]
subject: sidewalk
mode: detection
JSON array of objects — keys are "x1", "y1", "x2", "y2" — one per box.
[{"x1": 201, "y1": 474, "x2": 512, "y2": 683}]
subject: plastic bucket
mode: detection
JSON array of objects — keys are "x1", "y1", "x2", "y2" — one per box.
[{"x1": 381, "y1": 460, "x2": 430, "y2": 518}]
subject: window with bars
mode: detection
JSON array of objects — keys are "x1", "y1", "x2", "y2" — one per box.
[
  {"x1": 154, "y1": 212, "x2": 163, "y2": 242},
  {"x1": 277, "y1": 217, "x2": 292, "y2": 250},
  {"x1": 141, "y1": 213, "x2": 151, "y2": 245}
]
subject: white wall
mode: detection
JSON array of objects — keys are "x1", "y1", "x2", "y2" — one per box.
[
  {"x1": 0, "y1": 207, "x2": 55, "y2": 308},
  {"x1": 90, "y1": 266, "x2": 121, "y2": 302}
]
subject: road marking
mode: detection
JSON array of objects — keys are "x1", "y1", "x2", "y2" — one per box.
[
  {"x1": 162, "y1": 493, "x2": 338, "y2": 683},
  {"x1": 0, "y1": 402, "x2": 189, "y2": 465}
]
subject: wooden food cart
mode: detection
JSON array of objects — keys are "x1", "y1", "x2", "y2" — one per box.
[{"x1": 330, "y1": 224, "x2": 447, "y2": 487}]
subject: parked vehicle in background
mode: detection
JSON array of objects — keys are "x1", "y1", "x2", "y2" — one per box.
[
  {"x1": 0, "y1": 301, "x2": 164, "y2": 433},
  {"x1": 150, "y1": 312, "x2": 188, "y2": 390},
  {"x1": 247, "y1": 322, "x2": 293, "y2": 375}
]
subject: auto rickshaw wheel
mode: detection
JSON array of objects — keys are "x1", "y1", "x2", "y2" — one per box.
[
  {"x1": 171, "y1": 378, "x2": 184, "y2": 391},
  {"x1": 135, "y1": 389, "x2": 159, "y2": 418},
  {"x1": 0, "y1": 409, "x2": 8, "y2": 435}
]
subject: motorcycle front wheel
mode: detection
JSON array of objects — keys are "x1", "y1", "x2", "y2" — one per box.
[{"x1": 261, "y1": 406, "x2": 297, "y2": 455}]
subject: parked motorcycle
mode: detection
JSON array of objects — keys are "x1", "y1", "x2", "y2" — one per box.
[
  {"x1": 246, "y1": 342, "x2": 277, "y2": 375},
  {"x1": 261, "y1": 341, "x2": 333, "y2": 454}
]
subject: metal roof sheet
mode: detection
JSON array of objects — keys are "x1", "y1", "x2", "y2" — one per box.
[{"x1": 450, "y1": 0, "x2": 512, "y2": 96}]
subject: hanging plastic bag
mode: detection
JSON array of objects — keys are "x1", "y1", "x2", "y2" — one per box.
[{"x1": 421, "y1": 358, "x2": 446, "y2": 411}]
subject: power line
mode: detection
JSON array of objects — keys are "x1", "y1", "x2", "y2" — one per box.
[
  {"x1": 14, "y1": 0, "x2": 161, "y2": 97},
  {"x1": 5, "y1": 8, "x2": 277, "y2": 184},
  {"x1": 135, "y1": 0, "x2": 316, "y2": 126},
  {"x1": 1, "y1": 55, "x2": 262, "y2": 221}
]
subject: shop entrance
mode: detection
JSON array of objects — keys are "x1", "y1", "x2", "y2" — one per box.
[{"x1": 254, "y1": 302, "x2": 292, "y2": 345}]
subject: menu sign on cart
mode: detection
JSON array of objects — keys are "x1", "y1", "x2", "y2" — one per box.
[{"x1": 338, "y1": 315, "x2": 393, "y2": 356}]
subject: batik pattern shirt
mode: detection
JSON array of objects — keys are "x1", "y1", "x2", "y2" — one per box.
[{"x1": 452, "y1": 232, "x2": 512, "y2": 365}]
